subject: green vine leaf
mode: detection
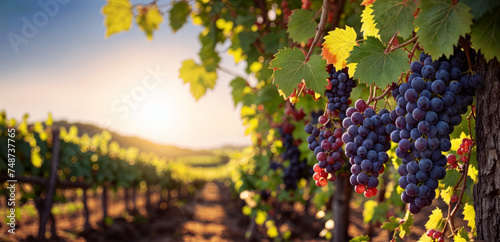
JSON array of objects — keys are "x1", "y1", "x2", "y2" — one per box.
[
  {"x1": 347, "y1": 36, "x2": 408, "y2": 88},
  {"x1": 269, "y1": 48, "x2": 328, "y2": 98},
  {"x1": 102, "y1": 0, "x2": 133, "y2": 38},
  {"x1": 414, "y1": 0, "x2": 473, "y2": 58},
  {"x1": 399, "y1": 210, "x2": 413, "y2": 238},
  {"x1": 169, "y1": 1, "x2": 191, "y2": 32},
  {"x1": 230, "y1": 77, "x2": 247, "y2": 107},
  {"x1": 463, "y1": 0, "x2": 500, "y2": 20},
  {"x1": 372, "y1": 0, "x2": 417, "y2": 42},
  {"x1": 454, "y1": 227, "x2": 471, "y2": 241},
  {"x1": 349, "y1": 235, "x2": 370, "y2": 242},
  {"x1": 179, "y1": 59, "x2": 217, "y2": 100},
  {"x1": 381, "y1": 216, "x2": 400, "y2": 231},
  {"x1": 471, "y1": 8, "x2": 500, "y2": 62},
  {"x1": 199, "y1": 28, "x2": 221, "y2": 72},
  {"x1": 286, "y1": 9, "x2": 317, "y2": 44}
]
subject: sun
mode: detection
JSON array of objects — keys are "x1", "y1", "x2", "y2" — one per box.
[{"x1": 141, "y1": 100, "x2": 172, "y2": 127}]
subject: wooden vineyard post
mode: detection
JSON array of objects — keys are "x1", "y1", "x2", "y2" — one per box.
[
  {"x1": 146, "y1": 185, "x2": 152, "y2": 215},
  {"x1": 132, "y1": 185, "x2": 137, "y2": 214},
  {"x1": 332, "y1": 174, "x2": 352, "y2": 242},
  {"x1": 83, "y1": 188, "x2": 91, "y2": 231},
  {"x1": 101, "y1": 184, "x2": 108, "y2": 228},
  {"x1": 124, "y1": 187, "x2": 130, "y2": 214},
  {"x1": 38, "y1": 129, "x2": 61, "y2": 240}
]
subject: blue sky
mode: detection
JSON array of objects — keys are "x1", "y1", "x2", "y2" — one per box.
[{"x1": 0, "y1": 0, "x2": 251, "y2": 149}]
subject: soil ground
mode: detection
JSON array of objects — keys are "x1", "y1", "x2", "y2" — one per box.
[{"x1": 0, "y1": 182, "x2": 465, "y2": 242}]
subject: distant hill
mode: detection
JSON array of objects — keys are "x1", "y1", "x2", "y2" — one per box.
[{"x1": 52, "y1": 121, "x2": 214, "y2": 158}]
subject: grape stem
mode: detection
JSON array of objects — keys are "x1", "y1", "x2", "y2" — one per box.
[
  {"x1": 459, "y1": 36, "x2": 474, "y2": 74},
  {"x1": 441, "y1": 112, "x2": 475, "y2": 237},
  {"x1": 388, "y1": 36, "x2": 419, "y2": 53},
  {"x1": 305, "y1": 0, "x2": 329, "y2": 62},
  {"x1": 217, "y1": 66, "x2": 244, "y2": 79},
  {"x1": 366, "y1": 85, "x2": 392, "y2": 106},
  {"x1": 384, "y1": 33, "x2": 399, "y2": 54},
  {"x1": 408, "y1": 41, "x2": 419, "y2": 64}
]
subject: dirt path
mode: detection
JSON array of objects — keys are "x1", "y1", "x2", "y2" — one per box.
[
  {"x1": 180, "y1": 182, "x2": 243, "y2": 241},
  {"x1": 145, "y1": 182, "x2": 246, "y2": 242}
]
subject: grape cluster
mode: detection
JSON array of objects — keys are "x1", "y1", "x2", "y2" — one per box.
[
  {"x1": 446, "y1": 138, "x2": 473, "y2": 169},
  {"x1": 342, "y1": 99, "x2": 393, "y2": 197},
  {"x1": 393, "y1": 50, "x2": 483, "y2": 213},
  {"x1": 325, "y1": 65, "x2": 356, "y2": 121},
  {"x1": 426, "y1": 229, "x2": 444, "y2": 242},
  {"x1": 279, "y1": 106, "x2": 309, "y2": 190},
  {"x1": 305, "y1": 116, "x2": 345, "y2": 187}
]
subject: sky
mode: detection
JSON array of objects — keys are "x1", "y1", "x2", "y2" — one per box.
[{"x1": 0, "y1": 0, "x2": 251, "y2": 150}]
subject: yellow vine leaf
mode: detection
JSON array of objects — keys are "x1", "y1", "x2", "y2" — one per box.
[
  {"x1": 450, "y1": 132, "x2": 467, "y2": 152},
  {"x1": 102, "y1": 0, "x2": 133, "y2": 38},
  {"x1": 136, "y1": 5, "x2": 163, "y2": 40},
  {"x1": 425, "y1": 207, "x2": 443, "y2": 230},
  {"x1": 347, "y1": 63, "x2": 357, "y2": 78},
  {"x1": 179, "y1": 59, "x2": 217, "y2": 100},
  {"x1": 321, "y1": 26, "x2": 358, "y2": 71},
  {"x1": 463, "y1": 203, "x2": 475, "y2": 230},
  {"x1": 361, "y1": 5, "x2": 380, "y2": 39}
]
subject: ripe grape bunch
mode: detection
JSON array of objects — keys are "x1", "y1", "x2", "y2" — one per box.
[
  {"x1": 393, "y1": 50, "x2": 483, "y2": 214},
  {"x1": 446, "y1": 137, "x2": 473, "y2": 170},
  {"x1": 343, "y1": 99, "x2": 393, "y2": 198},
  {"x1": 305, "y1": 115, "x2": 345, "y2": 187},
  {"x1": 325, "y1": 65, "x2": 357, "y2": 121},
  {"x1": 279, "y1": 106, "x2": 309, "y2": 190}
]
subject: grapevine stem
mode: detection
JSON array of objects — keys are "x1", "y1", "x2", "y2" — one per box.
[
  {"x1": 367, "y1": 85, "x2": 392, "y2": 105},
  {"x1": 408, "y1": 41, "x2": 419, "y2": 64},
  {"x1": 442, "y1": 112, "x2": 475, "y2": 237},
  {"x1": 459, "y1": 36, "x2": 474, "y2": 74},
  {"x1": 388, "y1": 36, "x2": 419, "y2": 53},
  {"x1": 384, "y1": 33, "x2": 399, "y2": 54},
  {"x1": 305, "y1": 0, "x2": 329, "y2": 62},
  {"x1": 217, "y1": 66, "x2": 243, "y2": 78}
]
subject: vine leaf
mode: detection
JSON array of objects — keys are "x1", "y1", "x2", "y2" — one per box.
[
  {"x1": 363, "y1": 200, "x2": 378, "y2": 223},
  {"x1": 441, "y1": 169, "x2": 461, "y2": 188},
  {"x1": 269, "y1": 48, "x2": 328, "y2": 98},
  {"x1": 230, "y1": 77, "x2": 247, "y2": 107},
  {"x1": 286, "y1": 9, "x2": 318, "y2": 43},
  {"x1": 361, "y1": 5, "x2": 380, "y2": 39},
  {"x1": 454, "y1": 227, "x2": 470, "y2": 242},
  {"x1": 349, "y1": 235, "x2": 370, "y2": 242},
  {"x1": 347, "y1": 36, "x2": 408, "y2": 88},
  {"x1": 414, "y1": 0, "x2": 473, "y2": 58},
  {"x1": 425, "y1": 207, "x2": 444, "y2": 231},
  {"x1": 381, "y1": 216, "x2": 400, "y2": 231},
  {"x1": 372, "y1": 0, "x2": 417, "y2": 42},
  {"x1": 417, "y1": 235, "x2": 433, "y2": 242},
  {"x1": 463, "y1": 203, "x2": 476, "y2": 230},
  {"x1": 102, "y1": 0, "x2": 133, "y2": 38},
  {"x1": 471, "y1": 8, "x2": 500, "y2": 62},
  {"x1": 451, "y1": 132, "x2": 468, "y2": 151},
  {"x1": 399, "y1": 210, "x2": 413, "y2": 237},
  {"x1": 169, "y1": 1, "x2": 191, "y2": 32},
  {"x1": 463, "y1": 0, "x2": 500, "y2": 20},
  {"x1": 179, "y1": 59, "x2": 217, "y2": 100},
  {"x1": 469, "y1": 147, "x2": 478, "y2": 183},
  {"x1": 322, "y1": 26, "x2": 358, "y2": 71},
  {"x1": 136, "y1": 5, "x2": 163, "y2": 40},
  {"x1": 199, "y1": 28, "x2": 221, "y2": 72}
]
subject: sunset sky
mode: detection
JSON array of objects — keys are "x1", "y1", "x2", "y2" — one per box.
[{"x1": 0, "y1": 1, "x2": 251, "y2": 149}]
